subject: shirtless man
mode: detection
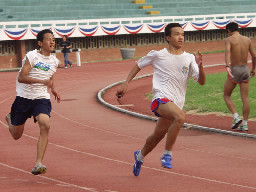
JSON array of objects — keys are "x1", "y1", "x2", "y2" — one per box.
[{"x1": 224, "y1": 22, "x2": 256, "y2": 131}]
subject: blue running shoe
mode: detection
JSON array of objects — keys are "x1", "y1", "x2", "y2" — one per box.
[
  {"x1": 161, "y1": 154, "x2": 172, "y2": 169},
  {"x1": 133, "y1": 151, "x2": 143, "y2": 176}
]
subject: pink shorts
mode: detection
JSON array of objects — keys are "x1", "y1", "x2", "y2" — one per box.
[{"x1": 151, "y1": 98, "x2": 172, "y2": 117}]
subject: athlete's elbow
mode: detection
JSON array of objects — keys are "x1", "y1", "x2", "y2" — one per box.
[{"x1": 17, "y1": 74, "x2": 25, "y2": 83}]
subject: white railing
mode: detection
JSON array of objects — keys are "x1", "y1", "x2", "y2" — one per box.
[{"x1": 0, "y1": 13, "x2": 255, "y2": 41}]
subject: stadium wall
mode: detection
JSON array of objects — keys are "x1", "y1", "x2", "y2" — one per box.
[{"x1": 1, "y1": 14, "x2": 256, "y2": 69}]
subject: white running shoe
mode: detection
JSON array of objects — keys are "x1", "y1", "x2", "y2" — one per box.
[
  {"x1": 237, "y1": 124, "x2": 248, "y2": 131},
  {"x1": 32, "y1": 163, "x2": 47, "y2": 175},
  {"x1": 231, "y1": 117, "x2": 242, "y2": 129}
]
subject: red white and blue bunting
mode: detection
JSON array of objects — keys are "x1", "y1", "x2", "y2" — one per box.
[
  {"x1": 0, "y1": 18, "x2": 256, "y2": 41},
  {"x1": 191, "y1": 21, "x2": 210, "y2": 30},
  {"x1": 78, "y1": 26, "x2": 98, "y2": 36},
  {"x1": 4, "y1": 29, "x2": 28, "y2": 40},
  {"x1": 55, "y1": 27, "x2": 75, "y2": 37},
  {"x1": 212, "y1": 20, "x2": 231, "y2": 29},
  {"x1": 147, "y1": 23, "x2": 166, "y2": 33},
  {"x1": 235, "y1": 19, "x2": 253, "y2": 28},
  {"x1": 101, "y1": 25, "x2": 121, "y2": 35},
  {"x1": 181, "y1": 22, "x2": 188, "y2": 29},
  {"x1": 123, "y1": 24, "x2": 143, "y2": 34}
]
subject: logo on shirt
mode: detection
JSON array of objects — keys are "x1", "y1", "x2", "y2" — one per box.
[
  {"x1": 182, "y1": 66, "x2": 189, "y2": 75},
  {"x1": 34, "y1": 62, "x2": 50, "y2": 71}
]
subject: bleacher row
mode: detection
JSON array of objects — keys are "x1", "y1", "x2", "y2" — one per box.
[{"x1": 0, "y1": 0, "x2": 255, "y2": 22}]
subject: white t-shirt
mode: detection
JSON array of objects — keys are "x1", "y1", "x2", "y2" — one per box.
[
  {"x1": 16, "y1": 49, "x2": 59, "y2": 100},
  {"x1": 137, "y1": 48, "x2": 199, "y2": 109}
]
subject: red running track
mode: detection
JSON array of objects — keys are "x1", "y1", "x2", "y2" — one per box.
[{"x1": 0, "y1": 53, "x2": 256, "y2": 192}]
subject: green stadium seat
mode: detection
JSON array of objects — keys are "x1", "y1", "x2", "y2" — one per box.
[{"x1": 0, "y1": 0, "x2": 255, "y2": 21}]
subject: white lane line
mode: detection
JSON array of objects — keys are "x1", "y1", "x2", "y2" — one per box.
[
  {"x1": 1, "y1": 113, "x2": 254, "y2": 164},
  {"x1": 0, "y1": 162, "x2": 97, "y2": 192},
  {"x1": 0, "y1": 176, "x2": 7, "y2": 179},
  {"x1": 113, "y1": 104, "x2": 135, "y2": 107},
  {"x1": 49, "y1": 112, "x2": 254, "y2": 162},
  {"x1": 4, "y1": 123, "x2": 255, "y2": 191},
  {"x1": 56, "y1": 184, "x2": 73, "y2": 187},
  {"x1": 36, "y1": 181, "x2": 48, "y2": 185},
  {"x1": 2, "y1": 119, "x2": 256, "y2": 190},
  {"x1": 13, "y1": 178, "x2": 29, "y2": 182},
  {"x1": 178, "y1": 146, "x2": 254, "y2": 161},
  {"x1": 52, "y1": 110, "x2": 142, "y2": 141},
  {"x1": 0, "y1": 96, "x2": 14, "y2": 104},
  {"x1": 50, "y1": 142, "x2": 256, "y2": 190},
  {"x1": 0, "y1": 86, "x2": 255, "y2": 190},
  {"x1": 104, "y1": 190, "x2": 119, "y2": 192}
]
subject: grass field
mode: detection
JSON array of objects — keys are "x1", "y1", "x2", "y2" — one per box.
[{"x1": 145, "y1": 72, "x2": 256, "y2": 119}]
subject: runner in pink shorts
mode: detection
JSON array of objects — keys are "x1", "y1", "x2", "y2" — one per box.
[{"x1": 117, "y1": 23, "x2": 206, "y2": 176}]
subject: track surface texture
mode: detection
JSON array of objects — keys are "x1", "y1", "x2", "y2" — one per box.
[{"x1": 1, "y1": 52, "x2": 256, "y2": 192}]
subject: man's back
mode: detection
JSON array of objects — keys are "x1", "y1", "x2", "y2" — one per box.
[{"x1": 227, "y1": 34, "x2": 250, "y2": 66}]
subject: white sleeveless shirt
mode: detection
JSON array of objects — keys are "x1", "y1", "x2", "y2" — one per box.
[
  {"x1": 137, "y1": 48, "x2": 199, "y2": 109},
  {"x1": 16, "y1": 50, "x2": 59, "y2": 100}
]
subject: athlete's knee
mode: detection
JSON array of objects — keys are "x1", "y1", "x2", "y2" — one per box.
[
  {"x1": 12, "y1": 134, "x2": 22, "y2": 140},
  {"x1": 39, "y1": 121, "x2": 50, "y2": 134},
  {"x1": 10, "y1": 125, "x2": 24, "y2": 140},
  {"x1": 173, "y1": 111, "x2": 185, "y2": 125},
  {"x1": 11, "y1": 130, "x2": 23, "y2": 140},
  {"x1": 241, "y1": 94, "x2": 249, "y2": 102}
]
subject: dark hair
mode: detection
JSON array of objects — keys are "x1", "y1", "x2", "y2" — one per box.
[
  {"x1": 226, "y1": 22, "x2": 239, "y2": 32},
  {"x1": 165, "y1": 23, "x2": 182, "y2": 37},
  {"x1": 37, "y1": 29, "x2": 53, "y2": 43},
  {"x1": 63, "y1": 35, "x2": 67, "y2": 38}
]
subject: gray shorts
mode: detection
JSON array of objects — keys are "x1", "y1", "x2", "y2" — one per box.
[{"x1": 229, "y1": 65, "x2": 250, "y2": 84}]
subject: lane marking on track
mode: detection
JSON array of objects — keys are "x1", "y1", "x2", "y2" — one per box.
[
  {"x1": 56, "y1": 184, "x2": 73, "y2": 187},
  {"x1": 0, "y1": 96, "x2": 14, "y2": 104},
  {"x1": 1, "y1": 66, "x2": 255, "y2": 191},
  {"x1": 178, "y1": 146, "x2": 254, "y2": 161},
  {"x1": 0, "y1": 162, "x2": 97, "y2": 192},
  {"x1": 1, "y1": 120, "x2": 255, "y2": 191},
  {"x1": 13, "y1": 178, "x2": 29, "y2": 182},
  {"x1": 1, "y1": 109, "x2": 253, "y2": 164},
  {"x1": 50, "y1": 112, "x2": 255, "y2": 162},
  {"x1": 52, "y1": 110, "x2": 142, "y2": 141},
  {"x1": 113, "y1": 104, "x2": 134, "y2": 107}
]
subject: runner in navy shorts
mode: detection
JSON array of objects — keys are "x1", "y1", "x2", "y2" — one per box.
[
  {"x1": 11, "y1": 96, "x2": 52, "y2": 126},
  {"x1": 5, "y1": 29, "x2": 61, "y2": 175}
]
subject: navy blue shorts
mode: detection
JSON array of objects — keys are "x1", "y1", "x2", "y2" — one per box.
[{"x1": 10, "y1": 96, "x2": 52, "y2": 126}]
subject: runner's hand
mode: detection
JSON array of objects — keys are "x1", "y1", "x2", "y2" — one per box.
[
  {"x1": 226, "y1": 67, "x2": 234, "y2": 79},
  {"x1": 193, "y1": 50, "x2": 203, "y2": 67},
  {"x1": 250, "y1": 70, "x2": 255, "y2": 77},
  {"x1": 116, "y1": 84, "x2": 128, "y2": 98},
  {"x1": 51, "y1": 89, "x2": 61, "y2": 103}
]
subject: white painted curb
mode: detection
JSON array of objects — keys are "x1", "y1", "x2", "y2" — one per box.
[{"x1": 97, "y1": 71, "x2": 256, "y2": 140}]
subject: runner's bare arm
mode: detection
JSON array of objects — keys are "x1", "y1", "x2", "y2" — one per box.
[
  {"x1": 116, "y1": 64, "x2": 141, "y2": 97},
  {"x1": 49, "y1": 75, "x2": 61, "y2": 103},
  {"x1": 248, "y1": 39, "x2": 256, "y2": 77},
  {"x1": 224, "y1": 38, "x2": 234, "y2": 78},
  {"x1": 194, "y1": 50, "x2": 206, "y2": 85},
  {"x1": 18, "y1": 57, "x2": 49, "y2": 85}
]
